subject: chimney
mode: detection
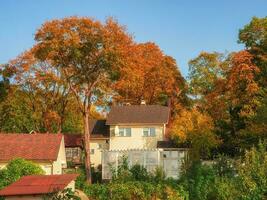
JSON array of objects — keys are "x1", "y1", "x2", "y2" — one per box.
[{"x1": 140, "y1": 100, "x2": 146, "y2": 105}]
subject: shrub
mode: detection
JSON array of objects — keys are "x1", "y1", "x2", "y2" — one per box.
[
  {"x1": 83, "y1": 181, "x2": 187, "y2": 200},
  {"x1": 83, "y1": 183, "x2": 109, "y2": 200},
  {"x1": 234, "y1": 141, "x2": 267, "y2": 200},
  {"x1": 179, "y1": 161, "x2": 216, "y2": 200},
  {"x1": 129, "y1": 164, "x2": 149, "y2": 181},
  {"x1": 0, "y1": 158, "x2": 44, "y2": 189},
  {"x1": 212, "y1": 177, "x2": 238, "y2": 200}
]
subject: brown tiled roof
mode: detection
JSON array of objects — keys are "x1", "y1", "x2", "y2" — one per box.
[
  {"x1": 0, "y1": 174, "x2": 78, "y2": 196},
  {"x1": 0, "y1": 133, "x2": 62, "y2": 161},
  {"x1": 106, "y1": 105, "x2": 170, "y2": 125},
  {"x1": 89, "y1": 119, "x2": 109, "y2": 139},
  {"x1": 64, "y1": 134, "x2": 83, "y2": 148}
]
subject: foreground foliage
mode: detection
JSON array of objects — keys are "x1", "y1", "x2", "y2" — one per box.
[
  {"x1": 0, "y1": 158, "x2": 44, "y2": 190},
  {"x1": 76, "y1": 143, "x2": 266, "y2": 200}
]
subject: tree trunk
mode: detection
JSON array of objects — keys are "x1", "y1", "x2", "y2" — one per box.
[{"x1": 83, "y1": 110, "x2": 92, "y2": 184}]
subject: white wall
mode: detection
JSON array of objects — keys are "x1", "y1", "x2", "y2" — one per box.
[
  {"x1": 90, "y1": 139, "x2": 109, "y2": 168},
  {"x1": 52, "y1": 137, "x2": 67, "y2": 174},
  {"x1": 109, "y1": 125, "x2": 164, "y2": 150}
]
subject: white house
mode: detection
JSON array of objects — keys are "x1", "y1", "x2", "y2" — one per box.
[{"x1": 106, "y1": 104, "x2": 170, "y2": 150}]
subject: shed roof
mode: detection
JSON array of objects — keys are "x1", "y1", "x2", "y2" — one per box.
[{"x1": 0, "y1": 174, "x2": 78, "y2": 196}]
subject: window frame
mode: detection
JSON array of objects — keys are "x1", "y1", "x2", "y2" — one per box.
[
  {"x1": 118, "y1": 127, "x2": 131, "y2": 137},
  {"x1": 143, "y1": 127, "x2": 156, "y2": 137}
]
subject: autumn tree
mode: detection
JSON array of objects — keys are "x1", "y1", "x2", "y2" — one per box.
[
  {"x1": 170, "y1": 108, "x2": 220, "y2": 160},
  {"x1": 187, "y1": 50, "x2": 261, "y2": 155},
  {"x1": 226, "y1": 51, "x2": 260, "y2": 119},
  {"x1": 188, "y1": 52, "x2": 230, "y2": 122},
  {"x1": 27, "y1": 17, "x2": 133, "y2": 183},
  {"x1": 188, "y1": 52, "x2": 227, "y2": 98},
  {"x1": 113, "y1": 42, "x2": 187, "y2": 111},
  {"x1": 239, "y1": 17, "x2": 267, "y2": 87},
  {"x1": 3, "y1": 51, "x2": 72, "y2": 133}
]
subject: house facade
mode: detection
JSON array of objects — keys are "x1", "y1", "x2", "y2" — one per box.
[
  {"x1": 0, "y1": 134, "x2": 67, "y2": 175},
  {"x1": 101, "y1": 104, "x2": 188, "y2": 179},
  {"x1": 106, "y1": 105, "x2": 170, "y2": 150}
]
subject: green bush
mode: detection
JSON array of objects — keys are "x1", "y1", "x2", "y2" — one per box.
[
  {"x1": 180, "y1": 161, "x2": 216, "y2": 200},
  {"x1": 234, "y1": 141, "x2": 267, "y2": 200},
  {"x1": 0, "y1": 158, "x2": 44, "y2": 189},
  {"x1": 83, "y1": 181, "x2": 186, "y2": 200},
  {"x1": 83, "y1": 183, "x2": 109, "y2": 200},
  {"x1": 129, "y1": 164, "x2": 149, "y2": 181}
]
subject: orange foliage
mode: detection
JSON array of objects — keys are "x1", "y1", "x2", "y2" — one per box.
[
  {"x1": 226, "y1": 51, "x2": 260, "y2": 117},
  {"x1": 113, "y1": 42, "x2": 185, "y2": 107}
]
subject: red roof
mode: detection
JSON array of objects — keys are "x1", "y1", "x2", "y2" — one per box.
[
  {"x1": 64, "y1": 134, "x2": 83, "y2": 148},
  {"x1": 0, "y1": 174, "x2": 78, "y2": 196},
  {"x1": 0, "y1": 133, "x2": 63, "y2": 161}
]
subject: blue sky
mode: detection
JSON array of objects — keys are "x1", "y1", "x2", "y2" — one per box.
[{"x1": 0, "y1": 1, "x2": 266, "y2": 77}]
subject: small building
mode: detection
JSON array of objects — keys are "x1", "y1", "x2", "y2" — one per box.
[
  {"x1": 0, "y1": 174, "x2": 78, "y2": 200},
  {"x1": 64, "y1": 134, "x2": 84, "y2": 165},
  {"x1": 64, "y1": 119, "x2": 109, "y2": 168},
  {"x1": 0, "y1": 133, "x2": 67, "y2": 175}
]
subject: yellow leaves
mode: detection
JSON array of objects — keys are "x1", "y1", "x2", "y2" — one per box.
[
  {"x1": 170, "y1": 108, "x2": 221, "y2": 159},
  {"x1": 170, "y1": 108, "x2": 215, "y2": 142}
]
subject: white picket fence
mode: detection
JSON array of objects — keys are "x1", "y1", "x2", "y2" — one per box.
[{"x1": 102, "y1": 149, "x2": 187, "y2": 180}]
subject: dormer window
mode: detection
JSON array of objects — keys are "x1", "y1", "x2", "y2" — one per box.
[
  {"x1": 143, "y1": 127, "x2": 156, "y2": 137},
  {"x1": 118, "y1": 128, "x2": 131, "y2": 137}
]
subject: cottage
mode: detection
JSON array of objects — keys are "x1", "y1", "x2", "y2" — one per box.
[
  {"x1": 101, "y1": 104, "x2": 188, "y2": 179},
  {"x1": 106, "y1": 105, "x2": 170, "y2": 150},
  {"x1": 0, "y1": 134, "x2": 66, "y2": 175},
  {"x1": 0, "y1": 174, "x2": 78, "y2": 200}
]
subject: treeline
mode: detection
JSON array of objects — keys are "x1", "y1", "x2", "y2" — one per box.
[
  {"x1": 0, "y1": 16, "x2": 267, "y2": 159},
  {"x1": 170, "y1": 17, "x2": 267, "y2": 158}
]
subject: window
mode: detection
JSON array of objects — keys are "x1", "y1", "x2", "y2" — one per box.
[
  {"x1": 110, "y1": 128, "x2": 115, "y2": 136},
  {"x1": 118, "y1": 128, "x2": 131, "y2": 137},
  {"x1": 90, "y1": 149, "x2": 95, "y2": 154},
  {"x1": 143, "y1": 127, "x2": 156, "y2": 137},
  {"x1": 66, "y1": 148, "x2": 80, "y2": 159}
]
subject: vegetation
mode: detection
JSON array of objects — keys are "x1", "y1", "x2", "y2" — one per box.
[
  {"x1": 0, "y1": 158, "x2": 44, "y2": 190},
  {"x1": 0, "y1": 15, "x2": 267, "y2": 199},
  {"x1": 43, "y1": 188, "x2": 81, "y2": 200},
  {"x1": 77, "y1": 142, "x2": 266, "y2": 200}
]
